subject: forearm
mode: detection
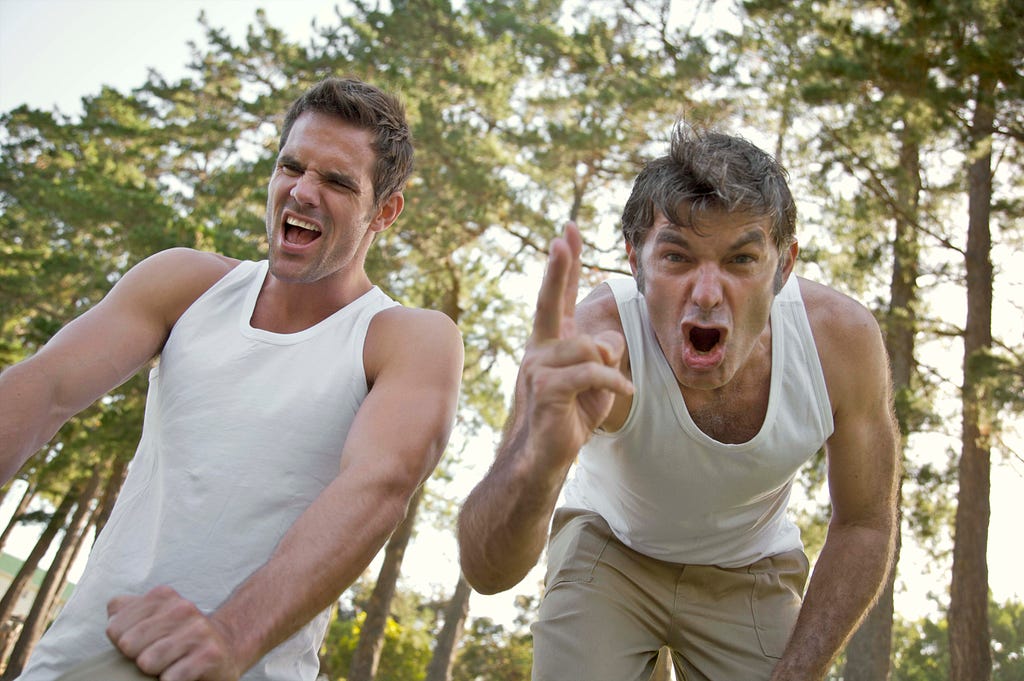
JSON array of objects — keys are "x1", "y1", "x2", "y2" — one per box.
[
  {"x1": 771, "y1": 521, "x2": 895, "y2": 680},
  {"x1": 458, "y1": 423, "x2": 571, "y2": 595},
  {"x1": 210, "y1": 474, "x2": 416, "y2": 670}
]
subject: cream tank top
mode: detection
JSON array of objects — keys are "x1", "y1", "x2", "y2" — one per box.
[
  {"x1": 562, "y1": 276, "x2": 834, "y2": 568},
  {"x1": 21, "y1": 260, "x2": 398, "y2": 681}
]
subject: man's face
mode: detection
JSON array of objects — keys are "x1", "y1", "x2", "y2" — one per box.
[
  {"x1": 265, "y1": 111, "x2": 396, "y2": 286},
  {"x1": 627, "y1": 209, "x2": 796, "y2": 392}
]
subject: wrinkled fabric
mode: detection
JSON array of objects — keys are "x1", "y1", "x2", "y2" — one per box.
[
  {"x1": 21, "y1": 260, "x2": 397, "y2": 681},
  {"x1": 563, "y1": 276, "x2": 833, "y2": 567}
]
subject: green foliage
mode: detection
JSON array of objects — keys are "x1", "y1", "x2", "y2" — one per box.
[
  {"x1": 901, "y1": 451, "x2": 958, "y2": 554},
  {"x1": 892, "y1": 614, "x2": 949, "y2": 681},
  {"x1": 891, "y1": 598, "x2": 1024, "y2": 681},
  {"x1": 966, "y1": 347, "x2": 1024, "y2": 416},
  {"x1": 451, "y1": 617, "x2": 533, "y2": 681},
  {"x1": 322, "y1": 608, "x2": 433, "y2": 681},
  {"x1": 990, "y1": 598, "x2": 1024, "y2": 680}
]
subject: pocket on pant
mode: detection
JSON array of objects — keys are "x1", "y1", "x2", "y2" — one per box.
[
  {"x1": 543, "y1": 509, "x2": 612, "y2": 596},
  {"x1": 750, "y1": 550, "x2": 809, "y2": 658}
]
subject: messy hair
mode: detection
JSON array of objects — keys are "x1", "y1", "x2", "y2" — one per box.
[{"x1": 621, "y1": 124, "x2": 796, "y2": 252}]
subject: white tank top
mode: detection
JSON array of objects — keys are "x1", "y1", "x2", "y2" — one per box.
[
  {"x1": 21, "y1": 260, "x2": 398, "y2": 681},
  {"x1": 562, "y1": 276, "x2": 833, "y2": 568}
]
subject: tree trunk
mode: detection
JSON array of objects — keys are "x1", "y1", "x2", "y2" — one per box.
[
  {"x1": 0, "y1": 483, "x2": 36, "y2": 556},
  {"x1": 2, "y1": 469, "x2": 102, "y2": 680},
  {"x1": 48, "y1": 486, "x2": 102, "y2": 624},
  {"x1": 92, "y1": 458, "x2": 129, "y2": 540},
  {"x1": 0, "y1": 485, "x2": 78, "y2": 653},
  {"x1": 38, "y1": 459, "x2": 129, "y2": 627},
  {"x1": 949, "y1": 77, "x2": 995, "y2": 681},
  {"x1": 347, "y1": 485, "x2": 426, "y2": 681},
  {"x1": 425, "y1": 574, "x2": 473, "y2": 681},
  {"x1": 844, "y1": 129, "x2": 922, "y2": 681}
]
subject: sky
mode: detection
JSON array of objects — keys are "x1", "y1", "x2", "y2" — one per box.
[
  {"x1": 1, "y1": 0, "x2": 1022, "y2": 632},
  {"x1": 0, "y1": 0, "x2": 342, "y2": 115}
]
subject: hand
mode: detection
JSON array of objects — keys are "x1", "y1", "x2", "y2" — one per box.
[
  {"x1": 106, "y1": 586, "x2": 244, "y2": 681},
  {"x1": 519, "y1": 222, "x2": 633, "y2": 470}
]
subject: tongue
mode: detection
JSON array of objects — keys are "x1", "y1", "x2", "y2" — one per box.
[{"x1": 285, "y1": 225, "x2": 319, "y2": 246}]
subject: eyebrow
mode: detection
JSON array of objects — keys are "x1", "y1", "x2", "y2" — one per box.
[
  {"x1": 276, "y1": 153, "x2": 302, "y2": 168},
  {"x1": 654, "y1": 226, "x2": 768, "y2": 252},
  {"x1": 729, "y1": 229, "x2": 768, "y2": 251},
  {"x1": 277, "y1": 153, "x2": 362, "y2": 193},
  {"x1": 321, "y1": 169, "x2": 361, "y2": 192}
]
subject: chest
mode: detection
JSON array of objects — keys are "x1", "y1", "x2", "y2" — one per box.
[{"x1": 683, "y1": 371, "x2": 772, "y2": 444}]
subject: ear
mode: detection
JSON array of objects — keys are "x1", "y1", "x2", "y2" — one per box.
[
  {"x1": 782, "y1": 240, "x2": 798, "y2": 278},
  {"x1": 777, "y1": 240, "x2": 799, "y2": 286},
  {"x1": 369, "y1": 192, "x2": 405, "y2": 234},
  {"x1": 626, "y1": 240, "x2": 639, "y2": 277}
]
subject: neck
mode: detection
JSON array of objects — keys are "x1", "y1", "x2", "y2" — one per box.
[{"x1": 250, "y1": 270, "x2": 372, "y2": 333}]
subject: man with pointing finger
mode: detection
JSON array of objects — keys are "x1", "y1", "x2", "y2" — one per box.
[{"x1": 457, "y1": 125, "x2": 898, "y2": 681}]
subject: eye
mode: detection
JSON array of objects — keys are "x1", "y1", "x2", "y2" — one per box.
[
  {"x1": 663, "y1": 250, "x2": 691, "y2": 264},
  {"x1": 278, "y1": 162, "x2": 302, "y2": 176},
  {"x1": 732, "y1": 254, "x2": 756, "y2": 264},
  {"x1": 322, "y1": 174, "x2": 357, "y2": 192}
]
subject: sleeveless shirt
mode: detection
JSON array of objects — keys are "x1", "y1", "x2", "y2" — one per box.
[
  {"x1": 21, "y1": 260, "x2": 398, "y2": 681},
  {"x1": 562, "y1": 276, "x2": 834, "y2": 568}
]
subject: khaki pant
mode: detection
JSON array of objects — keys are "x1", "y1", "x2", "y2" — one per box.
[
  {"x1": 532, "y1": 509, "x2": 809, "y2": 681},
  {"x1": 55, "y1": 649, "x2": 154, "y2": 681}
]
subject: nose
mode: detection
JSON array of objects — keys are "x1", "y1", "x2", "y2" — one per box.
[
  {"x1": 289, "y1": 172, "x2": 320, "y2": 207},
  {"x1": 691, "y1": 264, "x2": 723, "y2": 312}
]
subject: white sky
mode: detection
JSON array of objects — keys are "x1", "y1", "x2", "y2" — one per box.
[
  {"x1": 1, "y1": 0, "x2": 1021, "y2": 633},
  {"x1": 0, "y1": 0, "x2": 343, "y2": 115}
]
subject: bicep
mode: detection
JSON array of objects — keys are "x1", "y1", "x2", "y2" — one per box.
[
  {"x1": 338, "y1": 311, "x2": 463, "y2": 492},
  {"x1": 825, "y1": 401, "x2": 898, "y2": 529},
  {"x1": 822, "y1": 310, "x2": 899, "y2": 528},
  {"x1": 27, "y1": 273, "x2": 173, "y2": 418}
]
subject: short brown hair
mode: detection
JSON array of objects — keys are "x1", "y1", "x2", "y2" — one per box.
[{"x1": 279, "y1": 77, "x2": 414, "y2": 209}]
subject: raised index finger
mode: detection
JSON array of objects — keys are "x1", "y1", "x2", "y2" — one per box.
[{"x1": 533, "y1": 222, "x2": 582, "y2": 342}]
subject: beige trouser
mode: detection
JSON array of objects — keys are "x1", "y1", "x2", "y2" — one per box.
[
  {"x1": 532, "y1": 509, "x2": 809, "y2": 681},
  {"x1": 55, "y1": 649, "x2": 154, "y2": 681}
]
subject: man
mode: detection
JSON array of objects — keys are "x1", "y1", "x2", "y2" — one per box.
[
  {"x1": 458, "y1": 126, "x2": 898, "y2": 681},
  {"x1": 0, "y1": 76, "x2": 464, "y2": 681}
]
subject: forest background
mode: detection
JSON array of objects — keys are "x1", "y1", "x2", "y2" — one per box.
[{"x1": 0, "y1": 0, "x2": 1021, "y2": 680}]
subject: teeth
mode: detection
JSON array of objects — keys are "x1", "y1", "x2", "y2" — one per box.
[{"x1": 286, "y1": 216, "x2": 321, "y2": 232}]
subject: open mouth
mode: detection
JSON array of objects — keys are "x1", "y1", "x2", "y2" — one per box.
[
  {"x1": 689, "y1": 326, "x2": 721, "y2": 354},
  {"x1": 283, "y1": 215, "x2": 322, "y2": 246}
]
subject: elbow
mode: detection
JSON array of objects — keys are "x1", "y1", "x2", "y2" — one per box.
[
  {"x1": 465, "y1": 579, "x2": 511, "y2": 597},
  {"x1": 456, "y1": 518, "x2": 528, "y2": 596},
  {"x1": 459, "y1": 559, "x2": 519, "y2": 596}
]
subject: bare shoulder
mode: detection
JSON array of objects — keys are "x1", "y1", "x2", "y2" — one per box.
[
  {"x1": 16, "y1": 249, "x2": 242, "y2": 404},
  {"x1": 797, "y1": 277, "x2": 882, "y2": 347},
  {"x1": 576, "y1": 281, "x2": 624, "y2": 337},
  {"x1": 117, "y1": 248, "x2": 240, "y2": 323},
  {"x1": 132, "y1": 248, "x2": 239, "y2": 290},
  {"x1": 797, "y1": 276, "x2": 888, "y2": 404},
  {"x1": 368, "y1": 306, "x2": 462, "y2": 345},
  {"x1": 364, "y1": 306, "x2": 464, "y2": 379}
]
